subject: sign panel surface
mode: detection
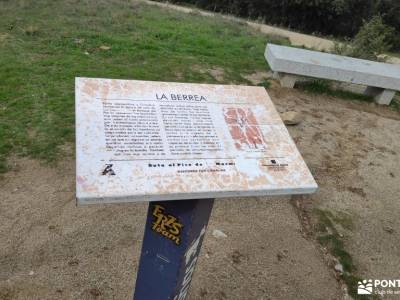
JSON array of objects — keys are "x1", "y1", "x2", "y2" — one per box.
[{"x1": 76, "y1": 78, "x2": 317, "y2": 204}]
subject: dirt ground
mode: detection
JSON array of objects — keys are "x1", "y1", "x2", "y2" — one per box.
[
  {"x1": 1, "y1": 83, "x2": 400, "y2": 300},
  {"x1": 270, "y1": 85, "x2": 400, "y2": 284}
]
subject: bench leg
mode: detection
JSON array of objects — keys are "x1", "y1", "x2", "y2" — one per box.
[
  {"x1": 275, "y1": 72, "x2": 298, "y2": 88},
  {"x1": 364, "y1": 87, "x2": 396, "y2": 105}
]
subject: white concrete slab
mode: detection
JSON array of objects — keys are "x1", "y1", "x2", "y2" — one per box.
[
  {"x1": 276, "y1": 73, "x2": 299, "y2": 88},
  {"x1": 75, "y1": 78, "x2": 317, "y2": 204},
  {"x1": 364, "y1": 87, "x2": 396, "y2": 105},
  {"x1": 265, "y1": 44, "x2": 400, "y2": 91}
]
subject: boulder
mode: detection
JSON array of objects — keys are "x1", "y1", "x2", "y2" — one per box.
[{"x1": 281, "y1": 111, "x2": 303, "y2": 126}]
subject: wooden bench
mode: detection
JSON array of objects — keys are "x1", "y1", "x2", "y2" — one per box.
[{"x1": 265, "y1": 44, "x2": 400, "y2": 105}]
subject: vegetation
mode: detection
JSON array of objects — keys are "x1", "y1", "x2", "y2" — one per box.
[
  {"x1": 163, "y1": 0, "x2": 400, "y2": 50},
  {"x1": 299, "y1": 79, "x2": 400, "y2": 111},
  {"x1": 0, "y1": 0, "x2": 290, "y2": 173},
  {"x1": 314, "y1": 209, "x2": 378, "y2": 300},
  {"x1": 334, "y1": 15, "x2": 396, "y2": 61},
  {"x1": 298, "y1": 80, "x2": 373, "y2": 102}
]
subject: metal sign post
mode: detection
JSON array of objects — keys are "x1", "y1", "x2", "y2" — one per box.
[
  {"x1": 134, "y1": 199, "x2": 214, "y2": 300},
  {"x1": 75, "y1": 78, "x2": 317, "y2": 300}
]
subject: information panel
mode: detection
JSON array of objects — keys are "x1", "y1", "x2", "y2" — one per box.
[{"x1": 75, "y1": 78, "x2": 317, "y2": 204}]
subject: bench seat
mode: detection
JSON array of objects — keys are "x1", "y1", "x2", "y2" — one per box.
[{"x1": 265, "y1": 44, "x2": 400, "y2": 105}]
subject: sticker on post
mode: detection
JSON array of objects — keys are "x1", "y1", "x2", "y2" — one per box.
[{"x1": 152, "y1": 204, "x2": 183, "y2": 245}]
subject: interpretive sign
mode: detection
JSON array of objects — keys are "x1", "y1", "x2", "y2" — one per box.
[
  {"x1": 75, "y1": 77, "x2": 318, "y2": 300},
  {"x1": 75, "y1": 77, "x2": 317, "y2": 205}
]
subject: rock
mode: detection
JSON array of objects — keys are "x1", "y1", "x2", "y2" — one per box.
[
  {"x1": 383, "y1": 226, "x2": 394, "y2": 234},
  {"x1": 281, "y1": 111, "x2": 303, "y2": 126},
  {"x1": 99, "y1": 45, "x2": 111, "y2": 50},
  {"x1": 377, "y1": 54, "x2": 389, "y2": 61},
  {"x1": 212, "y1": 229, "x2": 227, "y2": 239},
  {"x1": 231, "y1": 250, "x2": 244, "y2": 264},
  {"x1": 334, "y1": 263, "x2": 343, "y2": 274},
  {"x1": 276, "y1": 251, "x2": 287, "y2": 261},
  {"x1": 29, "y1": 270, "x2": 34, "y2": 276},
  {"x1": 89, "y1": 288, "x2": 101, "y2": 297},
  {"x1": 68, "y1": 259, "x2": 79, "y2": 266}
]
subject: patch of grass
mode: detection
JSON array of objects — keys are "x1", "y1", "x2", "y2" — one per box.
[
  {"x1": 298, "y1": 80, "x2": 374, "y2": 103},
  {"x1": 257, "y1": 79, "x2": 271, "y2": 89},
  {"x1": 314, "y1": 209, "x2": 377, "y2": 299},
  {"x1": 319, "y1": 209, "x2": 355, "y2": 231},
  {"x1": 390, "y1": 96, "x2": 400, "y2": 112},
  {"x1": 0, "y1": 0, "x2": 288, "y2": 172},
  {"x1": 299, "y1": 80, "x2": 400, "y2": 112},
  {"x1": 314, "y1": 209, "x2": 355, "y2": 271}
]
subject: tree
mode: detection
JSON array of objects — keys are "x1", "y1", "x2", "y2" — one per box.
[{"x1": 165, "y1": 0, "x2": 399, "y2": 48}]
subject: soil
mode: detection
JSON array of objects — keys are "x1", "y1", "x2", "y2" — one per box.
[
  {"x1": 242, "y1": 71, "x2": 272, "y2": 85},
  {"x1": 1, "y1": 82, "x2": 400, "y2": 300},
  {"x1": 192, "y1": 65, "x2": 226, "y2": 82},
  {"x1": 269, "y1": 86, "x2": 400, "y2": 294}
]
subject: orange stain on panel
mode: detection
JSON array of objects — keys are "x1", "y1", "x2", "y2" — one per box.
[
  {"x1": 224, "y1": 107, "x2": 266, "y2": 151},
  {"x1": 81, "y1": 79, "x2": 97, "y2": 97}
]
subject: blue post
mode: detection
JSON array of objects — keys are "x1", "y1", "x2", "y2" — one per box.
[{"x1": 133, "y1": 199, "x2": 215, "y2": 300}]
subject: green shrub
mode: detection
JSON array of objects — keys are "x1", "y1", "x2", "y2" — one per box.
[
  {"x1": 352, "y1": 16, "x2": 395, "y2": 60},
  {"x1": 334, "y1": 15, "x2": 395, "y2": 61}
]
